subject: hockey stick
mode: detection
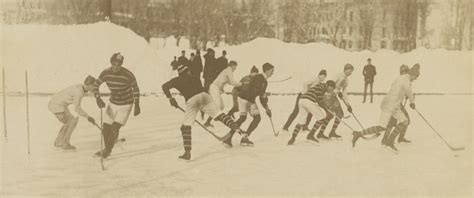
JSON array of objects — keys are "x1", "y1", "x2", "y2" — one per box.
[
  {"x1": 415, "y1": 109, "x2": 464, "y2": 151},
  {"x1": 99, "y1": 108, "x2": 105, "y2": 171},
  {"x1": 176, "y1": 106, "x2": 231, "y2": 141},
  {"x1": 268, "y1": 116, "x2": 278, "y2": 136},
  {"x1": 268, "y1": 76, "x2": 292, "y2": 83},
  {"x1": 327, "y1": 111, "x2": 378, "y2": 140},
  {"x1": 350, "y1": 112, "x2": 381, "y2": 140}
]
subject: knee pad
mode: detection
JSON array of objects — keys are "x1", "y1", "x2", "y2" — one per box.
[
  {"x1": 214, "y1": 113, "x2": 230, "y2": 121},
  {"x1": 236, "y1": 115, "x2": 248, "y2": 124},
  {"x1": 67, "y1": 117, "x2": 79, "y2": 128},
  {"x1": 58, "y1": 116, "x2": 68, "y2": 124},
  {"x1": 253, "y1": 115, "x2": 261, "y2": 123},
  {"x1": 111, "y1": 122, "x2": 122, "y2": 132}
]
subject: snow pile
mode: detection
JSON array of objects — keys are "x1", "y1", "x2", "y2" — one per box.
[
  {"x1": 1, "y1": 22, "x2": 169, "y2": 93},
  {"x1": 172, "y1": 38, "x2": 472, "y2": 94},
  {"x1": 2, "y1": 22, "x2": 472, "y2": 94}
]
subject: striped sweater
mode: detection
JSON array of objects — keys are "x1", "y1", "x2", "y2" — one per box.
[
  {"x1": 94, "y1": 67, "x2": 140, "y2": 105},
  {"x1": 300, "y1": 83, "x2": 327, "y2": 103}
]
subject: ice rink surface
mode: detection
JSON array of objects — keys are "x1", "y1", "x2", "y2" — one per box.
[{"x1": 1, "y1": 94, "x2": 471, "y2": 197}]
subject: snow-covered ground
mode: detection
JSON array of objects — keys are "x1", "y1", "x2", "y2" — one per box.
[{"x1": 1, "y1": 94, "x2": 471, "y2": 197}]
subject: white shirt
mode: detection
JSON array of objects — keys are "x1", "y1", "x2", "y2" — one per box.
[
  {"x1": 212, "y1": 67, "x2": 241, "y2": 91},
  {"x1": 381, "y1": 74, "x2": 414, "y2": 112},
  {"x1": 49, "y1": 84, "x2": 89, "y2": 118}
]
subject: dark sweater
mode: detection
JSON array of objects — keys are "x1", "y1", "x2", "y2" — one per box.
[
  {"x1": 300, "y1": 83, "x2": 327, "y2": 103},
  {"x1": 94, "y1": 67, "x2": 140, "y2": 105},
  {"x1": 162, "y1": 74, "x2": 204, "y2": 101},
  {"x1": 238, "y1": 74, "x2": 268, "y2": 107}
]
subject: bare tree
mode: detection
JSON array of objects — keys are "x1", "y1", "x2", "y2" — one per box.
[{"x1": 357, "y1": 0, "x2": 376, "y2": 49}]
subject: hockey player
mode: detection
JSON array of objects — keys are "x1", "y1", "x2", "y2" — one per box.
[
  {"x1": 383, "y1": 64, "x2": 412, "y2": 144},
  {"x1": 287, "y1": 80, "x2": 337, "y2": 145},
  {"x1": 162, "y1": 65, "x2": 244, "y2": 160},
  {"x1": 227, "y1": 66, "x2": 259, "y2": 118},
  {"x1": 204, "y1": 60, "x2": 242, "y2": 127},
  {"x1": 223, "y1": 63, "x2": 275, "y2": 147},
  {"x1": 316, "y1": 64, "x2": 354, "y2": 140},
  {"x1": 282, "y1": 69, "x2": 327, "y2": 132},
  {"x1": 48, "y1": 76, "x2": 97, "y2": 151},
  {"x1": 93, "y1": 53, "x2": 141, "y2": 158},
  {"x1": 352, "y1": 64, "x2": 420, "y2": 152}
]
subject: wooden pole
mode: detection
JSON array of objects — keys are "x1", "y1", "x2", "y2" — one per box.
[
  {"x1": 25, "y1": 71, "x2": 30, "y2": 155},
  {"x1": 3, "y1": 68, "x2": 6, "y2": 140}
]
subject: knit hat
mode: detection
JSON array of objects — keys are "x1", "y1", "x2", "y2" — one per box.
[
  {"x1": 344, "y1": 63, "x2": 354, "y2": 71},
  {"x1": 409, "y1": 63, "x2": 420, "y2": 77},
  {"x1": 326, "y1": 80, "x2": 336, "y2": 88},
  {"x1": 319, "y1": 69, "x2": 327, "y2": 76},
  {"x1": 84, "y1": 75, "x2": 96, "y2": 85},
  {"x1": 250, "y1": 66, "x2": 259, "y2": 73},
  {"x1": 110, "y1": 53, "x2": 124, "y2": 65},
  {"x1": 228, "y1": 60, "x2": 237, "y2": 66},
  {"x1": 177, "y1": 65, "x2": 189, "y2": 74},
  {"x1": 399, "y1": 64, "x2": 409, "y2": 74},
  {"x1": 262, "y1": 63, "x2": 274, "y2": 72}
]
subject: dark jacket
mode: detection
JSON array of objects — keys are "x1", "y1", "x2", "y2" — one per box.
[
  {"x1": 363, "y1": 64, "x2": 377, "y2": 81},
  {"x1": 203, "y1": 53, "x2": 217, "y2": 81},
  {"x1": 190, "y1": 55, "x2": 203, "y2": 76},
  {"x1": 178, "y1": 55, "x2": 189, "y2": 67},
  {"x1": 162, "y1": 74, "x2": 204, "y2": 102},
  {"x1": 215, "y1": 56, "x2": 228, "y2": 77}
]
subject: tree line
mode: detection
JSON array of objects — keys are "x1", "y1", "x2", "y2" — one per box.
[{"x1": 2, "y1": 0, "x2": 471, "y2": 50}]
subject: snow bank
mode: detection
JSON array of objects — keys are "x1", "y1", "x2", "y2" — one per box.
[
  {"x1": 1, "y1": 22, "x2": 168, "y2": 93},
  {"x1": 2, "y1": 22, "x2": 472, "y2": 94},
  {"x1": 179, "y1": 38, "x2": 472, "y2": 94}
]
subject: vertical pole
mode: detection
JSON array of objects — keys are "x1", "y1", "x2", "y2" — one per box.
[
  {"x1": 3, "y1": 68, "x2": 7, "y2": 140},
  {"x1": 100, "y1": 109, "x2": 105, "y2": 171},
  {"x1": 25, "y1": 71, "x2": 30, "y2": 155}
]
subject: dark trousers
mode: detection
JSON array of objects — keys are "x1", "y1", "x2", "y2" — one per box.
[
  {"x1": 363, "y1": 80, "x2": 374, "y2": 103},
  {"x1": 283, "y1": 93, "x2": 312, "y2": 130}
]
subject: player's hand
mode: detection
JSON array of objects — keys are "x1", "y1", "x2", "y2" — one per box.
[
  {"x1": 409, "y1": 103, "x2": 416, "y2": 109},
  {"x1": 265, "y1": 109, "x2": 272, "y2": 118},
  {"x1": 87, "y1": 116, "x2": 96, "y2": 124},
  {"x1": 96, "y1": 97, "x2": 106, "y2": 108},
  {"x1": 337, "y1": 92, "x2": 343, "y2": 99},
  {"x1": 134, "y1": 102, "x2": 141, "y2": 116},
  {"x1": 347, "y1": 105, "x2": 353, "y2": 113},
  {"x1": 169, "y1": 98, "x2": 179, "y2": 108}
]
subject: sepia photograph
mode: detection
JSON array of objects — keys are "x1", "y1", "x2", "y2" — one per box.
[{"x1": 0, "y1": 0, "x2": 472, "y2": 197}]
